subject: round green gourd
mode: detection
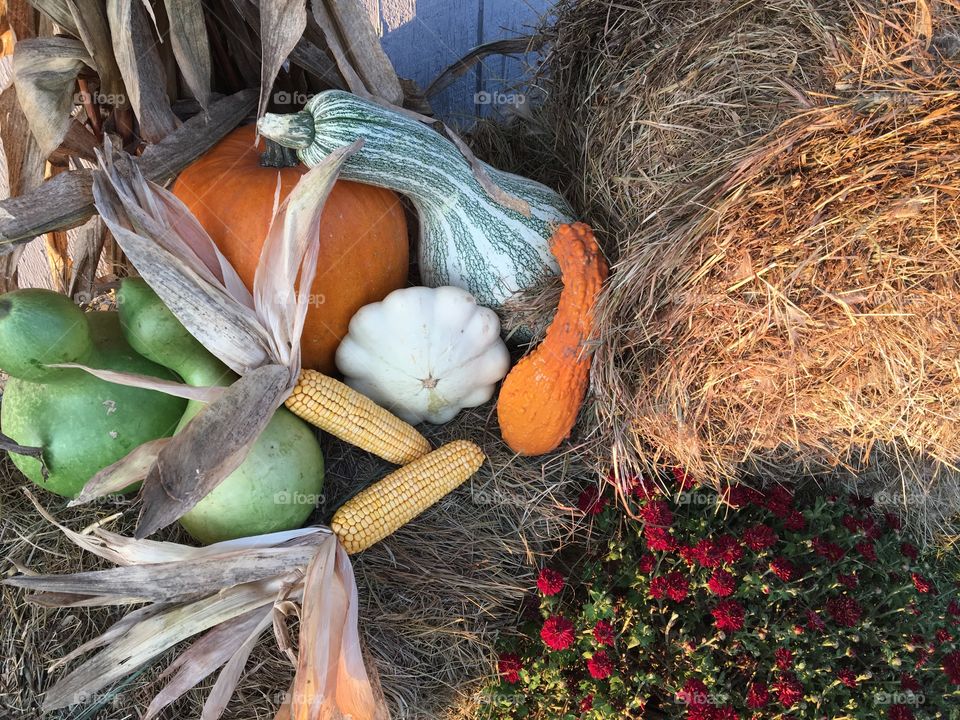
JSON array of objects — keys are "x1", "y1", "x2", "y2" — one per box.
[
  {"x1": 0, "y1": 290, "x2": 187, "y2": 497},
  {"x1": 117, "y1": 279, "x2": 324, "y2": 544}
]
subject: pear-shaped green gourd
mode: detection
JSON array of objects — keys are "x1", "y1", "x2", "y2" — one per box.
[
  {"x1": 117, "y1": 279, "x2": 324, "y2": 544},
  {"x1": 0, "y1": 290, "x2": 187, "y2": 497}
]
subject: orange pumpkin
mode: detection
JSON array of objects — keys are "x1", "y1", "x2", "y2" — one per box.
[
  {"x1": 497, "y1": 223, "x2": 608, "y2": 455},
  {"x1": 172, "y1": 124, "x2": 409, "y2": 373}
]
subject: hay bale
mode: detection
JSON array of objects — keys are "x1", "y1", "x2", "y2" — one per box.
[{"x1": 545, "y1": 0, "x2": 960, "y2": 536}]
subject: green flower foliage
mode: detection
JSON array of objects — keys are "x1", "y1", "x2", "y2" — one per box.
[{"x1": 478, "y1": 477, "x2": 960, "y2": 720}]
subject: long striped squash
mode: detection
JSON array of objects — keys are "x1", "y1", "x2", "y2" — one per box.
[{"x1": 257, "y1": 91, "x2": 574, "y2": 311}]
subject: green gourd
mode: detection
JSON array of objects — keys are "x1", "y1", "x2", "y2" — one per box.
[
  {"x1": 258, "y1": 90, "x2": 575, "y2": 312},
  {"x1": 116, "y1": 279, "x2": 324, "y2": 544},
  {"x1": 0, "y1": 289, "x2": 186, "y2": 497}
]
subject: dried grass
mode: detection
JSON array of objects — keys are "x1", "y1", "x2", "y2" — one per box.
[{"x1": 535, "y1": 0, "x2": 960, "y2": 538}]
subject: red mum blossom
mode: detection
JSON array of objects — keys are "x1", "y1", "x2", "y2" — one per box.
[
  {"x1": 645, "y1": 526, "x2": 677, "y2": 552},
  {"x1": 900, "y1": 542, "x2": 919, "y2": 560},
  {"x1": 715, "y1": 534, "x2": 743, "y2": 564},
  {"x1": 587, "y1": 650, "x2": 614, "y2": 680},
  {"x1": 783, "y1": 510, "x2": 807, "y2": 532},
  {"x1": 746, "y1": 681, "x2": 769, "y2": 709},
  {"x1": 911, "y1": 573, "x2": 934, "y2": 594},
  {"x1": 672, "y1": 466, "x2": 697, "y2": 490},
  {"x1": 837, "y1": 668, "x2": 857, "y2": 688},
  {"x1": 806, "y1": 609, "x2": 826, "y2": 632},
  {"x1": 713, "y1": 706, "x2": 738, "y2": 720},
  {"x1": 770, "y1": 556, "x2": 796, "y2": 582},
  {"x1": 638, "y1": 553, "x2": 656, "y2": 574},
  {"x1": 541, "y1": 615, "x2": 575, "y2": 651},
  {"x1": 725, "y1": 485, "x2": 762, "y2": 509},
  {"x1": 579, "y1": 694, "x2": 593, "y2": 712},
  {"x1": 665, "y1": 571, "x2": 690, "y2": 601},
  {"x1": 497, "y1": 653, "x2": 521, "y2": 683},
  {"x1": 640, "y1": 499, "x2": 673, "y2": 527},
  {"x1": 593, "y1": 619, "x2": 615, "y2": 646},
  {"x1": 885, "y1": 512, "x2": 903, "y2": 531},
  {"x1": 708, "y1": 568, "x2": 737, "y2": 597},
  {"x1": 850, "y1": 494, "x2": 874, "y2": 509},
  {"x1": 936, "y1": 629, "x2": 953, "y2": 645},
  {"x1": 943, "y1": 651, "x2": 960, "y2": 684},
  {"x1": 712, "y1": 600, "x2": 745, "y2": 632},
  {"x1": 812, "y1": 538, "x2": 845, "y2": 563},
  {"x1": 743, "y1": 524, "x2": 778, "y2": 551},
  {"x1": 900, "y1": 673, "x2": 921, "y2": 692},
  {"x1": 775, "y1": 647, "x2": 793, "y2": 670},
  {"x1": 536, "y1": 568, "x2": 565, "y2": 596},
  {"x1": 690, "y1": 538, "x2": 724, "y2": 568},
  {"x1": 888, "y1": 705, "x2": 914, "y2": 720},
  {"x1": 841, "y1": 514, "x2": 860, "y2": 533},
  {"x1": 855, "y1": 541, "x2": 877, "y2": 563},
  {"x1": 771, "y1": 672, "x2": 803, "y2": 707},
  {"x1": 948, "y1": 599, "x2": 960, "y2": 616},
  {"x1": 826, "y1": 596, "x2": 862, "y2": 627},
  {"x1": 679, "y1": 544, "x2": 697, "y2": 566},
  {"x1": 862, "y1": 516, "x2": 881, "y2": 540},
  {"x1": 650, "y1": 576, "x2": 669, "y2": 599},
  {"x1": 677, "y1": 678, "x2": 709, "y2": 706},
  {"x1": 577, "y1": 486, "x2": 607, "y2": 515},
  {"x1": 838, "y1": 572, "x2": 858, "y2": 589}
]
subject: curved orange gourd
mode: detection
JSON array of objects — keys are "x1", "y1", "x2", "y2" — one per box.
[
  {"x1": 497, "y1": 223, "x2": 608, "y2": 455},
  {"x1": 172, "y1": 124, "x2": 409, "y2": 373}
]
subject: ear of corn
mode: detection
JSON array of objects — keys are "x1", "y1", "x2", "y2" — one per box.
[
  {"x1": 331, "y1": 440, "x2": 485, "y2": 554},
  {"x1": 285, "y1": 369, "x2": 432, "y2": 464}
]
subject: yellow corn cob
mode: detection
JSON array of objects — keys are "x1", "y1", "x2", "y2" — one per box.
[
  {"x1": 285, "y1": 369, "x2": 431, "y2": 464},
  {"x1": 331, "y1": 440, "x2": 485, "y2": 554}
]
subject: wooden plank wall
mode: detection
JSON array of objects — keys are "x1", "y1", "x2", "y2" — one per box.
[{"x1": 15, "y1": 0, "x2": 553, "y2": 288}]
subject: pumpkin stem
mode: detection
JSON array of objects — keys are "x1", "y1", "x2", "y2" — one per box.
[
  {"x1": 260, "y1": 138, "x2": 300, "y2": 168},
  {"x1": 258, "y1": 111, "x2": 316, "y2": 151}
]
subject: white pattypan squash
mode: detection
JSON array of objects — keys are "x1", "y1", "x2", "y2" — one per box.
[{"x1": 335, "y1": 286, "x2": 510, "y2": 425}]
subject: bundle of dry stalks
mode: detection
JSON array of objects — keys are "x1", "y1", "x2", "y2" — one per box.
[{"x1": 541, "y1": 0, "x2": 960, "y2": 537}]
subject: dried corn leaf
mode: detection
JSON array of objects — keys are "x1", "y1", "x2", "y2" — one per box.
[
  {"x1": 317, "y1": 0, "x2": 402, "y2": 104},
  {"x1": 70, "y1": 436, "x2": 167, "y2": 506},
  {"x1": 163, "y1": 0, "x2": 211, "y2": 108},
  {"x1": 106, "y1": 0, "x2": 177, "y2": 142},
  {"x1": 257, "y1": 0, "x2": 307, "y2": 121},
  {"x1": 52, "y1": 363, "x2": 224, "y2": 402},
  {"x1": 67, "y1": 0, "x2": 124, "y2": 103},
  {"x1": 26, "y1": 0, "x2": 78, "y2": 34},
  {"x1": 0, "y1": 87, "x2": 256, "y2": 246},
  {"x1": 12, "y1": 37, "x2": 92, "y2": 156},
  {"x1": 201, "y1": 609, "x2": 275, "y2": 720}
]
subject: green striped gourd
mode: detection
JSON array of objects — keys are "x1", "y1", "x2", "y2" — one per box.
[{"x1": 257, "y1": 90, "x2": 574, "y2": 311}]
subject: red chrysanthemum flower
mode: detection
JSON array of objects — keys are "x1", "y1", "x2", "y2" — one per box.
[
  {"x1": 775, "y1": 647, "x2": 793, "y2": 670},
  {"x1": 650, "y1": 575, "x2": 669, "y2": 600},
  {"x1": 826, "y1": 596, "x2": 862, "y2": 627},
  {"x1": 677, "y1": 678, "x2": 709, "y2": 706},
  {"x1": 640, "y1": 499, "x2": 673, "y2": 527},
  {"x1": 497, "y1": 653, "x2": 522, "y2": 684},
  {"x1": 536, "y1": 567, "x2": 565, "y2": 596},
  {"x1": 793, "y1": 624, "x2": 805, "y2": 635},
  {"x1": 577, "y1": 485, "x2": 607, "y2": 515},
  {"x1": 837, "y1": 668, "x2": 857, "y2": 688},
  {"x1": 948, "y1": 599, "x2": 960, "y2": 617},
  {"x1": 841, "y1": 514, "x2": 860, "y2": 533},
  {"x1": 746, "y1": 681, "x2": 769, "y2": 709},
  {"x1": 541, "y1": 615, "x2": 575, "y2": 651},
  {"x1": 690, "y1": 538, "x2": 724, "y2": 568},
  {"x1": 771, "y1": 672, "x2": 803, "y2": 707},
  {"x1": 943, "y1": 650, "x2": 960, "y2": 684},
  {"x1": 855, "y1": 541, "x2": 877, "y2": 563},
  {"x1": 638, "y1": 553, "x2": 656, "y2": 574},
  {"x1": 742, "y1": 524, "x2": 778, "y2": 552},
  {"x1": 783, "y1": 509, "x2": 807, "y2": 532},
  {"x1": 712, "y1": 599, "x2": 745, "y2": 632},
  {"x1": 806, "y1": 609, "x2": 826, "y2": 632},
  {"x1": 645, "y1": 526, "x2": 677, "y2": 552},
  {"x1": 885, "y1": 512, "x2": 903, "y2": 531},
  {"x1": 936, "y1": 628, "x2": 953, "y2": 645},
  {"x1": 725, "y1": 485, "x2": 762, "y2": 509},
  {"x1": 911, "y1": 573, "x2": 934, "y2": 594},
  {"x1": 838, "y1": 572, "x2": 858, "y2": 589},
  {"x1": 665, "y1": 571, "x2": 689, "y2": 601},
  {"x1": 900, "y1": 673, "x2": 921, "y2": 692},
  {"x1": 888, "y1": 704, "x2": 915, "y2": 720},
  {"x1": 715, "y1": 534, "x2": 743, "y2": 564},
  {"x1": 769, "y1": 556, "x2": 796, "y2": 582},
  {"x1": 707, "y1": 568, "x2": 737, "y2": 597},
  {"x1": 579, "y1": 694, "x2": 593, "y2": 712},
  {"x1": 593, "y1": 619, "x2": 615, "y2": 647},
  {"x1": 850, "y1": 494, "x2": 874, "y2": 509},
  {"x1": 763, "y1": 485, "x2": 794, "y2": 516},
  {"x1": 812, "y1": 538, "x2": 845, "y2": 563},
  {"x1": 900, "y1": 542, "x2": 919, "y2": 560},
  {"x1": 672, "y1": 466, "x2": 697, "y2": 490},
  {"x1": 713, "y1": 705, "x2": 738, "y2": 720},
  {"x1": 862, "y1": 516, "x2": 881, "y2": 540},
  {"x1": 587, "y1": 650, "x2": 614, "y2": 680}
]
